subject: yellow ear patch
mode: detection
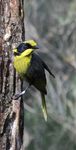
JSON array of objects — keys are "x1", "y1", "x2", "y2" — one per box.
[
  {"x1": 13, "y1": 48, "x2": 17, "y2": 53},
  {"x1": 21, "y1": 49, "x2": 33, "y2": 57}
]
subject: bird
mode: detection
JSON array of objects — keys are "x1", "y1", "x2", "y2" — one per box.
[{"x1": 13, "y1": 40, "x2": 55, "y2": 121}]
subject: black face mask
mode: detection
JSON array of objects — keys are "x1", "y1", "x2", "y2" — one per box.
[{"x1": 17, "y1": 43, "x2": 33, "y2": 53}]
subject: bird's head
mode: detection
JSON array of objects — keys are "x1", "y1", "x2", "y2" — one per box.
[{"x1": 13, "y1": 40, "x2": 39, "y2": 56}]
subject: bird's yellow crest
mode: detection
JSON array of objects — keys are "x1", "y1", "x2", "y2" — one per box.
[{"x1": 23, "y1": 40, "x2": 37, "y2": 47}]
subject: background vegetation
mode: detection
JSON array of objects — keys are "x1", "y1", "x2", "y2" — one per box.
[{"x1": 23, "y1": 0, "x2": 76, "y2": 149}]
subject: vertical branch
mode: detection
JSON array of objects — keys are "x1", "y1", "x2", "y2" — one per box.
[{"x1": 0, "y1": 0, "x2": 25, "y2": 149}]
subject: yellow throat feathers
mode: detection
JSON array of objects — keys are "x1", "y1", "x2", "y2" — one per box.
[{"x1": 13, "y1": 49, "x2": 33, "y2": 75}]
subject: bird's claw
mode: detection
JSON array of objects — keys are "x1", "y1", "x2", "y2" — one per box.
[{"x1": 12, "y1": 93, "x2": 21, "y2": 100}]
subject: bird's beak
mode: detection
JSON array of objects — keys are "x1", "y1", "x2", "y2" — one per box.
[
  {"x1": 13, "y1": 48, "x2": 17, "y2": 53},
  {"x1": 34, "y1": 45, "x2": 39, "y2": 49}
]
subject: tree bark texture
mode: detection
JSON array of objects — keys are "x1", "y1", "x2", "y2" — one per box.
[{"x1": 0, "y1": 0, "x2": 25, "y2": 149}]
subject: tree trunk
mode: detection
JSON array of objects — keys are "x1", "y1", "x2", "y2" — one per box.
[{"x1": 0, "y1": 0, "x2": 25, "y2": 149}]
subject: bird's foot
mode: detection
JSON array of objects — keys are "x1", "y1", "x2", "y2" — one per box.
[{"x1": 12, "y1": 85, "x2": 30, "y2": 100}]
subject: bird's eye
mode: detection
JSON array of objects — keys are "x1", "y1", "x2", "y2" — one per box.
[{"x1": 25, "y1": 43, "x2": 32, "y2": 48}]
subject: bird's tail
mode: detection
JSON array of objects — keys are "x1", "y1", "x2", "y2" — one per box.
[{"x1": 41, "y1": 93, "x2": 47, "y2": 122}]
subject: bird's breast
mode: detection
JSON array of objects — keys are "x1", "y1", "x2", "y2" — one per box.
[{"x1": 13, "y1": 55, "x2": 32, "y2": 76}]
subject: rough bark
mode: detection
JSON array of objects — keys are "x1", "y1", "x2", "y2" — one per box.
[{"x1": 0, "y1": 0, "x2": 25, "y2": 149}]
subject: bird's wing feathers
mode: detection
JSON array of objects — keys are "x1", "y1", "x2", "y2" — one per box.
[
  {"x1": 26, "y1": 53, "x2": 47, "y2": 94},
  {"x1": 35, "y1": 53, "x2": 55, "y2": 78},
  {"x1": 42, "y1": 61, "x2": 55, "y2": 78}
]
